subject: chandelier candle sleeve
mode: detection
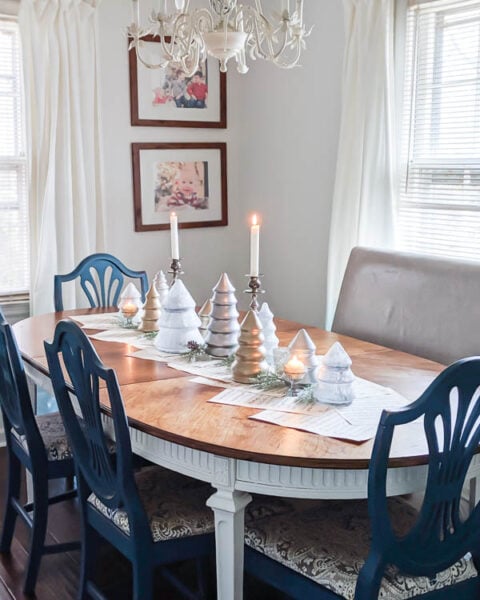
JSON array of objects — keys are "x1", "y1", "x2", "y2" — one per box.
[
  {"x1": 170, "y1": 212, "x2": 179, "y2": 260},
  {"x1": 132, "y1": 0, "x2": 139, "y2": 26},
  {"x1": 250, "y1": 214, "x2": 260, "y2": 277}
]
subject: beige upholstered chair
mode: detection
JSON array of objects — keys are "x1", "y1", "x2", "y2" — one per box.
[{"x1": 331, "y1": 247, "x2": 480, "y2": 365}]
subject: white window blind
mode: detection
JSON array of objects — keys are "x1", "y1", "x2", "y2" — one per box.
[
  {"x1": 399, "y1": 0, "x2": 480, "y2": 260},
  {"x1": 0, "y1": 17, "x2": 29, "y2": 296}
]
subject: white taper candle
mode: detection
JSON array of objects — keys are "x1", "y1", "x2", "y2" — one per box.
[
  {"x1": 250, "y1": 214, "x2": 260, "y2": 276},
  {"x1": 170, "y1": 212, "x2": 179, "y2": 259}
]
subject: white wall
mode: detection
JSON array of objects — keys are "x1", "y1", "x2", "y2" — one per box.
[{"x1": 97, "y1": 1, "x2": 344, "y2": 325}]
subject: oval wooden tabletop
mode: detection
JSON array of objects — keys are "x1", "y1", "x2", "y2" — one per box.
[{"x1": 13, "y1": 309, "x2": 445, "y2": 470}]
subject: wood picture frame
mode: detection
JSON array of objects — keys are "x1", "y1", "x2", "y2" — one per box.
[
  {"x1": 129, "y1": 35, "x2": 227, "y2": 128},
  {"x1": 132, "y1": 142, "x2": 228, "y2": 232}
]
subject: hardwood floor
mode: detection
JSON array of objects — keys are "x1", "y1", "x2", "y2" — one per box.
[{"x1": 0, "y1": 448, "x2": 281, "y2": 600}]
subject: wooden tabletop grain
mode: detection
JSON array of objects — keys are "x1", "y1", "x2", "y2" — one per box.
[{"x1": 13, "y1": 309, "x2": 445, "y2": 470}]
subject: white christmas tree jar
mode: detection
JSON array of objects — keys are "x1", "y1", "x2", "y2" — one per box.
[
  {"x1": 314, "y1": 342, "x2": 355, "y2": 405},
  {"x1": 154, "y1": 280, "x2": 203, "y2": 353},
  {"x1": 258, "y1": 302, "x2": 279, "y2": 364}
]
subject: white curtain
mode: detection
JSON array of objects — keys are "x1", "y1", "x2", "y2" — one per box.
[
  {"x1": 325, "y1": 0, "x2": 402, "y2": 327},
  {"x1": 19, "y1": 0, "x2": 105, "y2": 314}
]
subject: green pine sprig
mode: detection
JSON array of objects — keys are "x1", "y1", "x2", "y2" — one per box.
[
  {"x1": 142, "y1": 331, "x2": 158, "y2": 340},
  {"x1": 181, "y1": 340, "x2": 209, "y2": 362},
  {"x1": 220, "y1": 354, "x2": 235, "y2": 368},
  {"x1": 294, "y1": 386, "x2": 316, "y2": 406},
  {"x1": 253, "y1": 370, "x2": 288, "y2": 390}
]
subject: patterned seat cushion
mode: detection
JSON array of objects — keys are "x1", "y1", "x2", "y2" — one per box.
[
  {"x1": 88, "y1": 466, "x2": 216, "y2": 543},
  {"x1": 13, "y1": 412, "x2": 73, "y2": 461},
  {"x1": 245, "y1": 495, "x2": 321, "y2": 524},
  {"x1": 15, "y1": 412, "x2": 115, "y2": 462},
  {"x1": 35, "y1": 412, "x2": 73, "y2": 460},
  {"x1": 245, "y1": 498, "x2": 478, "y2": 599}
]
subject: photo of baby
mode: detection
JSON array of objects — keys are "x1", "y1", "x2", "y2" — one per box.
[{"x1": 154, "y1": 161, "x2": 209, "y2": 212}]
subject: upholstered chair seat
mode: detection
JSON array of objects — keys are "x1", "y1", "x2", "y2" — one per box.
[
  {"x1": 245, "y1": 497, "x2": 477, "y2": 599},
  {"x1": 13, "y1": 412, "x2": 73, "y2": 461},
  {"x1": 14, "y1": 412, "x2": 116, "y2": 462},
  {"x1": 88, "y1": 466, "x2": 215, "y2": 543},
  {"x1": 88, "y1": 469, "x2": 311, "y2": 544}
]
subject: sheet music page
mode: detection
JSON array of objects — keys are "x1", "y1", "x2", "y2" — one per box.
[
  {"x1": 89, "y1": 328, "x2": 153, "y2": 349},
  {"x1": 167, "y1": 359, "x2": 234, "y2": 383},
  {"x1": 207, "y1": 377, "x2": 409, "y2": 441},
  {"x1": 208, "y1": 387, "x2": 331, "y2": 414},
  {"x1": 69, "y1": 313, "x2": 122, "y2": 331},
  {"x1": 250, "y1": 409, "x2": 376, "y2": 442}
]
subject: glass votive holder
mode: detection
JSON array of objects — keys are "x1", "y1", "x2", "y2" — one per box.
[
  {"x1": 283, "y1": 354, "x2": 306, "y2": 397},
  {"x1": 118, "y1": 282, "x2": 143, "y2": 328},
  {"x1": 120, "y1": 302, "x2": 140, "y2": 328}
]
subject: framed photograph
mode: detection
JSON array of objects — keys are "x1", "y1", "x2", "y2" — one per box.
[
  {"x1": 132, "y1": 142, "x2": 228, "y2": 231},
  {"x1": 129, "y1": 35, "x2": 227, "y2": 128}
]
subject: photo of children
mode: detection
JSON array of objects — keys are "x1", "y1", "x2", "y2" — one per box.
[
  {"x1": 154, "y1": 161, "x2": 209, "y2": 212},
  {"x1": 152, "y1": 67, "x2": 208, "y2": 109}
]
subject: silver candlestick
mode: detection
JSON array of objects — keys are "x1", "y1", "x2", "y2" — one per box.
[
  {"x1": 244, "y1": 274, "x2": 265, "y2": 312},
  {"x1": 168, "y1": 258, "x2": 184, "y2": 286}
]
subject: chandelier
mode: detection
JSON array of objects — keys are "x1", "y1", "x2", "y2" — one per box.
[{"x1": 128, "y1": 0, "x2": 310, "y2": 76}]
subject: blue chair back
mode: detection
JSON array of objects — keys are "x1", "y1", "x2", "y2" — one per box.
[
  {"x1": 44, "y1": 320, "x2": 151, "y2": 538},
  {"x1": 53, "y1": 253, "x2": 148, "y2": 311},
  {"x1": 0, "y1": 309, "x2": 44, "y2": 455},
  {"x1": 358, "y1": 357, "x2": 480, "y2": 595}
]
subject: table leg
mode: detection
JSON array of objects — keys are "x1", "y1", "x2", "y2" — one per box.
[{"x1": 207, "y1": 488, "x2": 252, "y2": 600}]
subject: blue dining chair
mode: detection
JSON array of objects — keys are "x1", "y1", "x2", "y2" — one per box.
[
  {"x1": 44, "y1": 320, "x2": 215, "y2": 599},
  {"x1": 53, "y1": 252, "x2": 148, "y2": 311},
  {"x1": 244, "y1": 358, "x2": 480, "y2": 599},
  {"x1": 0, "y1": 309, "x2": 79, "y2": 595}
]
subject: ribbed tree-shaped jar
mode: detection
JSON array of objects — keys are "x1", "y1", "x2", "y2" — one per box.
[
  {"x1": 205, "y1": 273, "x2": 240, "y2": 358},
  {"x1": 232, "y1": 310, "x2": 268, "y2": 384},
  {"x1": 154, "y1": 280, "x2": 203, "y2": 353},
  {"x1": 139, "y1": 282, "x2": 162, "y2": 333}
]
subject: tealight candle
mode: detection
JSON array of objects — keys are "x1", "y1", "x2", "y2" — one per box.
[
  {"x1": 121, "y1": 302, "x2": 139, "y2": 318},
  {"x1": 284, "y1": 354, "x2": 306, "y2": 378},
  {"x1": 170, "y1": 212, "x2": 180, "y2": 260}
]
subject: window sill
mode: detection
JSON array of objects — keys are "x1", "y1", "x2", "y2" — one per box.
[{"x1": 0, "y1": 294, "x2": 30, "y2": 324}]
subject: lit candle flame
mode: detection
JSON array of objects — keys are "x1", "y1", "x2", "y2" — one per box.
[{"x1": 252, "y1": 213, "x2": 258, "y2": 226}]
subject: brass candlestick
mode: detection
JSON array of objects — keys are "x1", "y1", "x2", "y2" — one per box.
[
  {"x1": 169, "y1": 258, "x2": 184, "y2": 286},
  {"x1": 244, "y1": 274, "x2": 265, "y2": 311}
]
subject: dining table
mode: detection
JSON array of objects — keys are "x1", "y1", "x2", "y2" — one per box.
[{"x1": 13, "y1": 308, "x2": 480, "y2": 600}]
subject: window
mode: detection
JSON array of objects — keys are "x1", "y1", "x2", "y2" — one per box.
[
  {"x1": 398, "y1": 0, "x2": 480, "y2": 260},
  {"x1": 0, "y1": 17, "x2": 28, "y2": 297}
]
